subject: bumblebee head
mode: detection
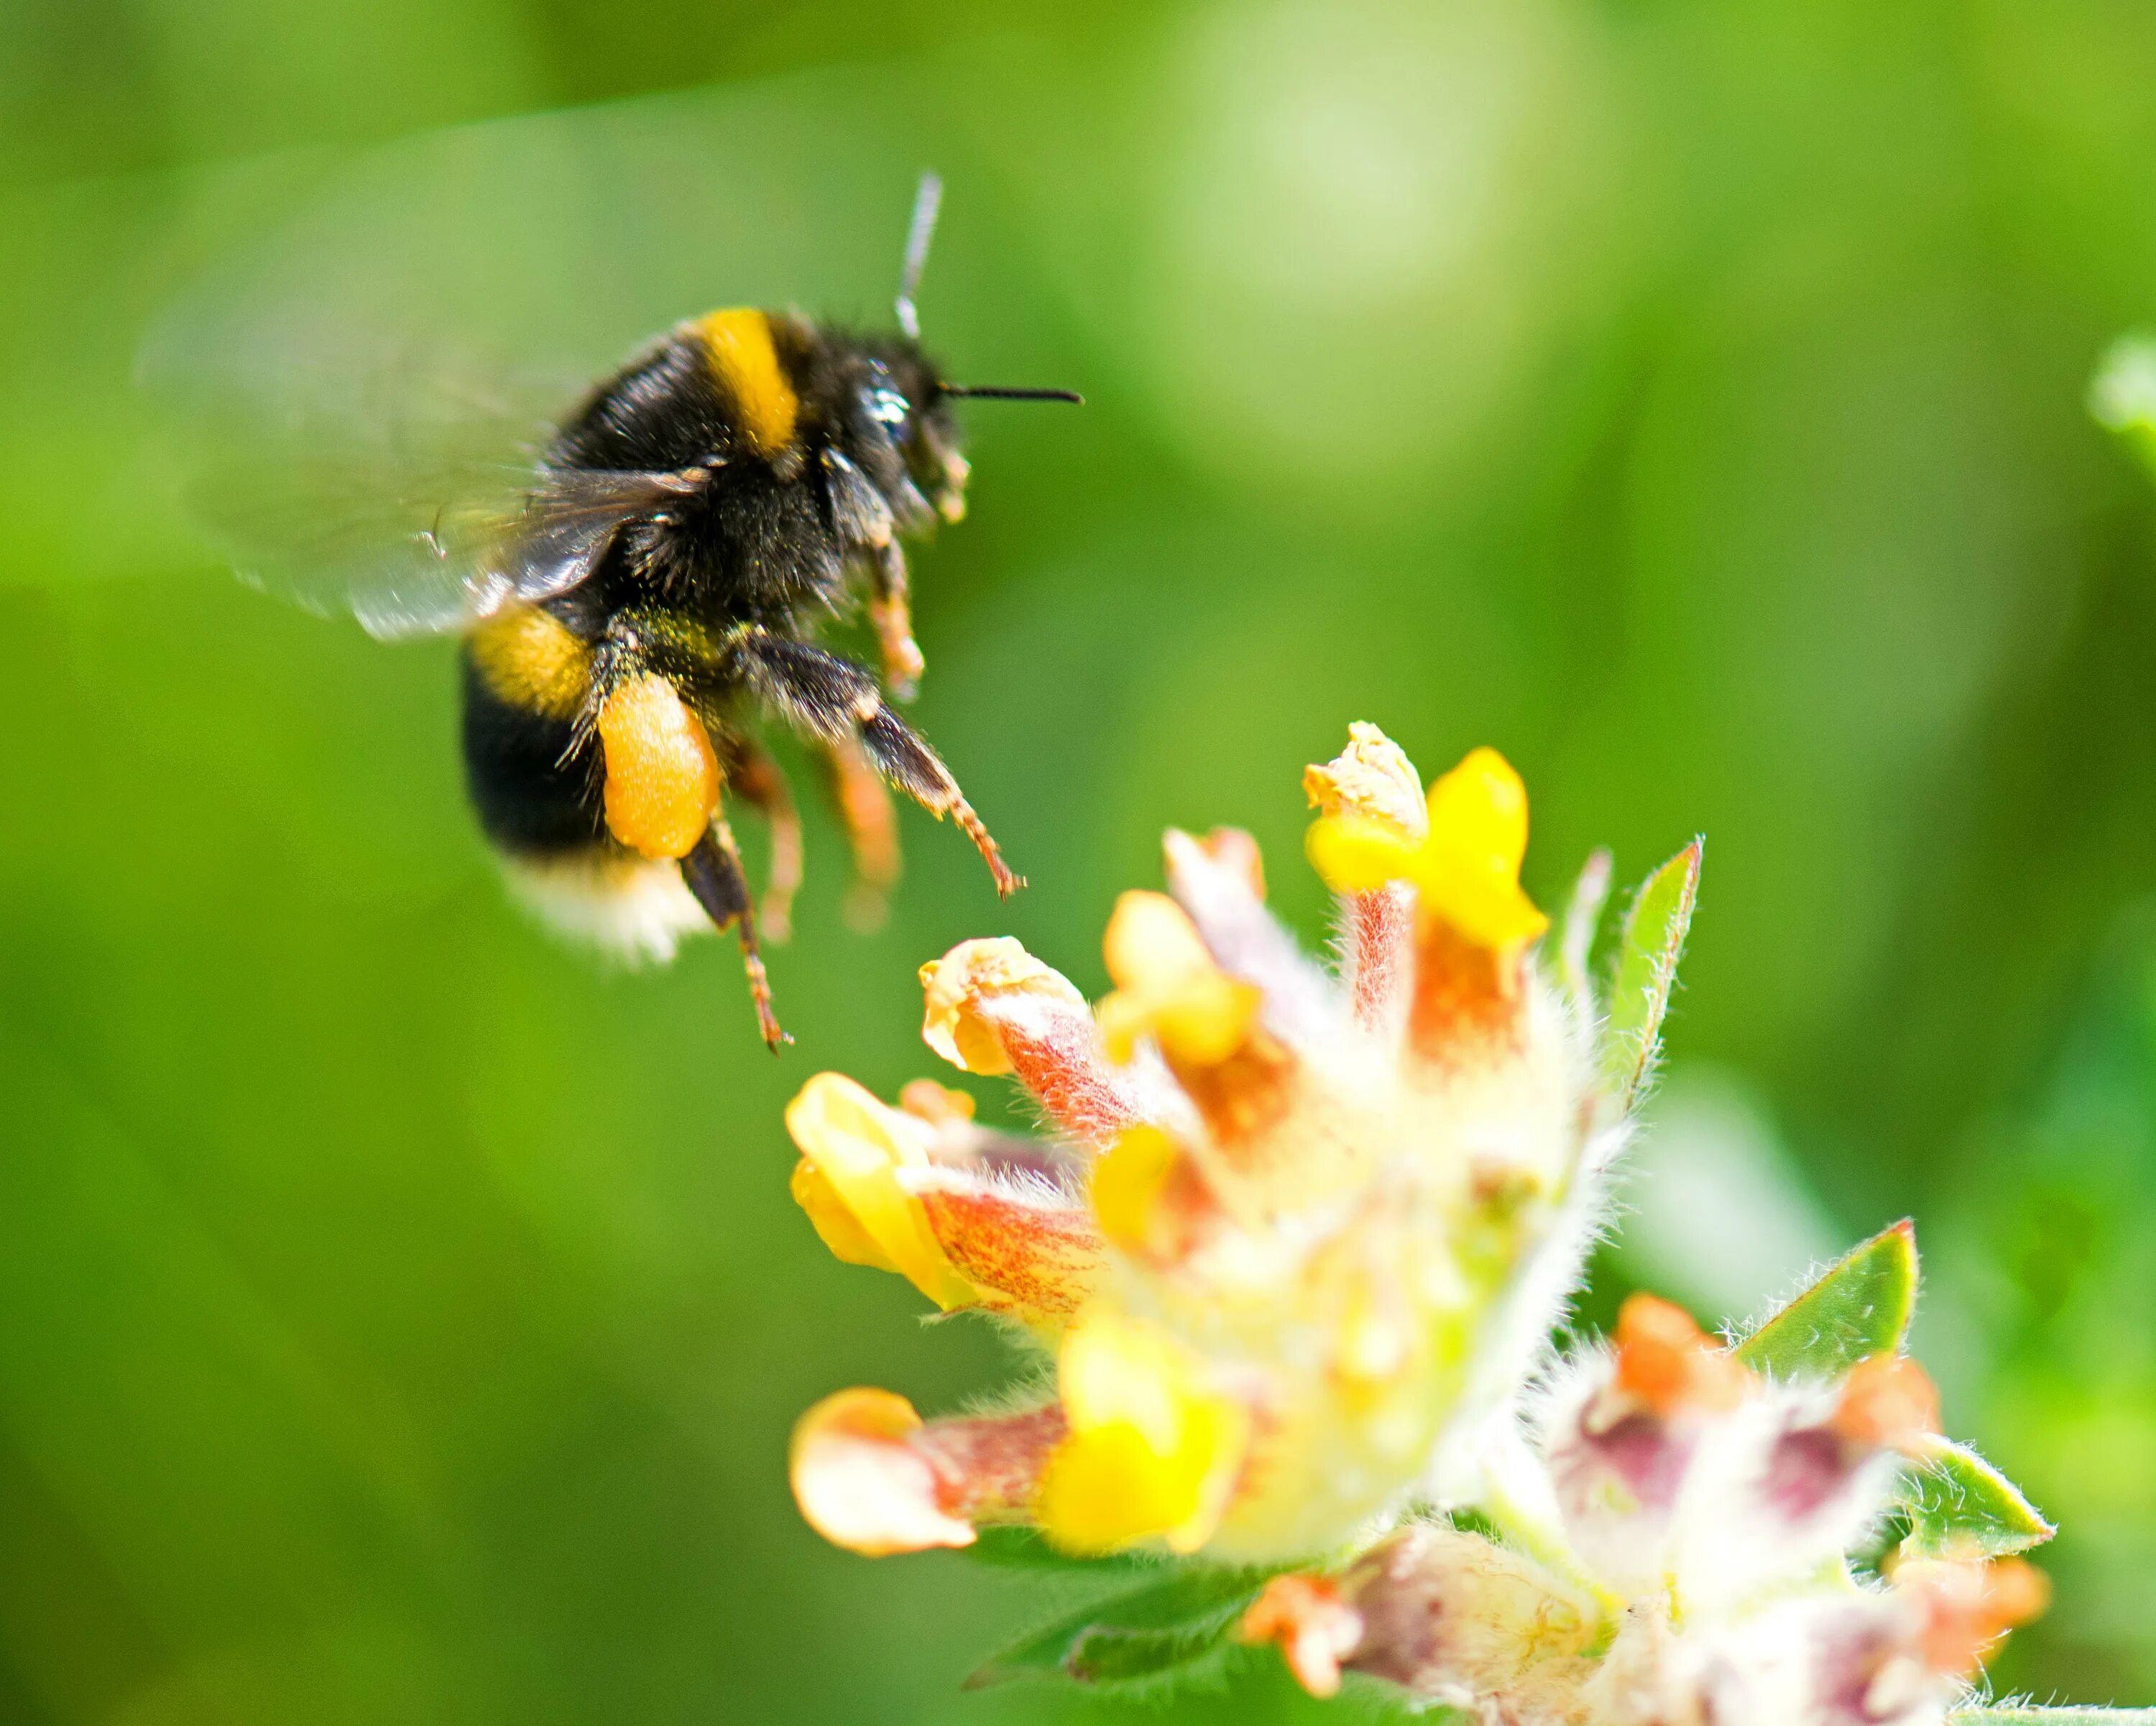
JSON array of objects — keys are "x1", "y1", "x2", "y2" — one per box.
[{"x1": 849, "y1": 338, "x2": 970, "y2": 521}]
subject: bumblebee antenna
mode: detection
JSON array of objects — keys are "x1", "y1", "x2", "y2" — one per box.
[
  {"x1": 895, "y1": 171, "x2": 942, "y2": 341},
  {"x1": 939, "y1": 384, "x2": 1085, "y2": 404}
]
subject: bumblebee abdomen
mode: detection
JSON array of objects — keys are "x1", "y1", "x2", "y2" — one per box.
[{"x1": 459, "y1": 647, "x2": 605, "y2": 857}]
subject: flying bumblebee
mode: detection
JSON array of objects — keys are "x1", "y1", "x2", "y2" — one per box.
[{"x1": 167, "y1": 175, "x2": 1079, "y2": 1048}]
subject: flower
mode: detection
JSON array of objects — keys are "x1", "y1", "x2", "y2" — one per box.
[
  {"x1": 1238, "y1": 1293, "x2": 2047, "y2": 1726},
  {"x1": 784, "y1": 726, "x2": 1654, "y2": 1561}
]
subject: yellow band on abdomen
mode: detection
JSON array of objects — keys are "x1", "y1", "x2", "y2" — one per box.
[
  {"x1": 695, "y1": 308, "x2": 799, "y2": 460},
  {"x1": 469, "y1": 605, "x2": 593, "y2": 721}
]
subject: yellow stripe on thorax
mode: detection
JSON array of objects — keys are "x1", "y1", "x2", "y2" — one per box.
[
  {"x1": 695, "y1": 308, "x2": 799, "y2": 460},
  {"x1": 469, "y1": 605, "x2": 592, "y2": 721}
]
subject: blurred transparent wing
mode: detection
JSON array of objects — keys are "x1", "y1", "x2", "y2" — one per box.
[{"x1": 148, "y1": 311, "x2": 683, "y2": 640}]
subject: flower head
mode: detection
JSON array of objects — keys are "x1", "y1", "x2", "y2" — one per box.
[
  {"x1": 1235, "y1": 1273, "x2": 2053, "y2": 1726},
  {"x1": 784, "y1": 726, "x2": 1657, "y2": 1561}
]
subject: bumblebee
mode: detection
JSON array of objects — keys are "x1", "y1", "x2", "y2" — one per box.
[{"x1": 176, "y1": 176, "x2": 1078, "y2": 1046}]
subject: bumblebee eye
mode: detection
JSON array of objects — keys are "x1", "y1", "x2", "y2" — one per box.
[{"x1": 867, "y1": 383, "x2": 911, "y2": 436}]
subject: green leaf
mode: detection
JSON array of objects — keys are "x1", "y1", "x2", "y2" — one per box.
[
  {"x1": 964, "y1": 1564, "x2": 1276, "y2": 1691},
  {"x1": 1898, "y1": 1439, "x2": 2055, "y2": 1559},
  {"x1": 1601, "y1": 841, "x2": 1703, "y2": 1109},
  {"x1": 1953, "y1": 1711, "x2": 2156, "y2": 1725},
  {"x1": 1732, "y1": 1220, "x2": 1919, "y2": 1380}
]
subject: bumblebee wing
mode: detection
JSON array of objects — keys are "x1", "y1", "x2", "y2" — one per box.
[
  {"x1": 344, "y1": 465, "x2": 697, "y2": 642},
  {"x1": 149, "y1": 314, "x2": 681, "y2": 640}
]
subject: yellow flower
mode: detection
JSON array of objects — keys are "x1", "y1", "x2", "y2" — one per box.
[
  {"x1": 787, "y1": 724, "x2": 1644, "y2": 1566},
  {"x1": 784, "y1": 1074, "x2": 979, "y2": 1310},
  {"x1": 1089, "y1": 1125, "x2": 1181, "y2": 1250},
  {"x1": 1095, "y1": 891, "x2": 1262, "y2": 1064},
  {"x1": 1037, "y1": 1311, "x2": 1250, "y2": 1555},
  {"x1": 1307, "y1": 746, "x2": 1547, "y2": 949}
]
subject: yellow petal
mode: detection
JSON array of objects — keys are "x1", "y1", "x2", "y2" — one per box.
[
  {"x1": 1096, "y1": 892, "x2": 1262, "y2": 1066},
  {"x1": 1417, "y1": 747, "x2": 1549, "y2": 949},
  {"x1": 1038, "y1": 1311, "x2": 1248, "y2": 1555},
  {"x1": 1100, "y1": 892, "x2": 1214, "y2": 990},
  {"x1": 919, "y1": 937, "x2": 1088, "y2": 1075},
  {"x1": 790, "y1": 1158, "x2": 898, "y2": 1273},
  {"x1": 783, "y1": 1073, "x2": 978, "y2": 1310},
  {"x1": 1089, "y1": 1125, "x2": 1181, "y2": 1250},
  {"x1": 790, "y1": 1388, "x2": 976, "y2": 1556},
  {"x1": 1424, "y1": 747, "x2": 1531, "y2": 872},
  {"x1": 1305, "y1": 814, "x2": 1426, "y2": 895}
]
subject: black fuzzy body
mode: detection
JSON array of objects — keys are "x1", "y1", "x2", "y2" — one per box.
[{"x1": 459, "y1": 308, "x2": 976, "y2": 883}]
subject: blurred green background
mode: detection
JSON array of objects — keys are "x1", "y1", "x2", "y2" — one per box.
[{"x1": 5, "y1": 1, "x2": 2156, "y2": 1720}]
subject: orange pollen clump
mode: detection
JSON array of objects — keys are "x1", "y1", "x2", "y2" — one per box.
[
  {"x1": 1240, "y1": 1574, "x2": 1364, "y2": 1699},
  {"x1": 1613, "y1": 1293, "x2": 1748, "y2": 1417},
  {"x1": 1830, "y1": 1354, "x2": 1942, "y2": 1452},
  {"x1": 597, "y1": 675, "x2": 722, "y2": 860},
  {"x1": 1900, "y1": 1558, "x2": 2051, "y2": 1674}
]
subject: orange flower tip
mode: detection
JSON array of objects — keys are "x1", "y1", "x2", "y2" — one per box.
[
  {"x1": 1304, "y1": 722, "x2": 1428, "y2": 838},
  {"x1": 898, "y1": 1079, "x2": 977, "y2": 1125},
  {"x1": 1899, "y1": 1558, "x2": 2050, "y2": 1674},
  {"x1": 790, "y1": 1389, "x2": 976, "y2": 1557},
  {"x1": 1240, "y1": 1575, "x2": 1363, "y2": 1699},
  {"x1": 1164, "y1": 826, "x2": 1268, "y2": 902},
  {"x1": 919, "y1": 937, "x2": 1087, "y2": 1075},
  {"x1": 1831, "y1": 1355, "x2": 1942, "y2": 1452},
  {"x1": 1090, "y1": 1125, "x2": 1182, "y2": 1250},
  {"x1": 1613, "y1": 1293, "x2": 1749, "y2": 1417}
]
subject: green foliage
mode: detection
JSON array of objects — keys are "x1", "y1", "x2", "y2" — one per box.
[
  {"x1": 965, "y1": 1564, "x2": 1279, "y2": 1692},
  {"x1": 1900, "y1": 1440, "x2": 2056, "y2": 1559},
  {"x1": 1731, "y1": 1220, "x2": 1918, "y2": 1379},
  {"x1": 1953, "y1": 1712, "x2": 2156, "y2": 1725},
  {"x1": 1601, "y1": 842, "x2": 1703, "y2": 1110}
]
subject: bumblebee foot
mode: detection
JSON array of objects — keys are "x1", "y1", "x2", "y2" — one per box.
[
  {"x1": 742, "y1": 944, "x2": 789, "y2": 1053},
  {"x1": 952, "y1": 797, "x2": 1023, "y2": 898}
]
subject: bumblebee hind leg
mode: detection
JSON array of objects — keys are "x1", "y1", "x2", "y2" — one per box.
[
  {"x1": 733, "y1": 630, "x2": 1021, "y2": 897},
  {"x1": 461, "y1": 650, "x2": 709, "y2": 965},
  {"x1": 681, "y1": 823, "x2": 787, "y2": 1051}
]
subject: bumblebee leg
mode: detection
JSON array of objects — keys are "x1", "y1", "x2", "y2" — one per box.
[
  {"x1": 856, "y1": 704, "x2": 1022, "y2": 897},
  {"x1": 867, "y1": 543, "x2": 925, "y2": 701},
  {"x1": 734, "y1": 630, "x2": 1021, "y2": 898},
  {"x1": 717, "y1": 734, "x2": 803, "y2": 943},
  {"x1": 682, "y1": 824, "x2": 788, "y2": 1051},
  {"x1": 818, "y1": 734, "x2": 902, "y2": 932},
  {"x1": 820, "y1": 449, "x2": 922, "y2": 698}
]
